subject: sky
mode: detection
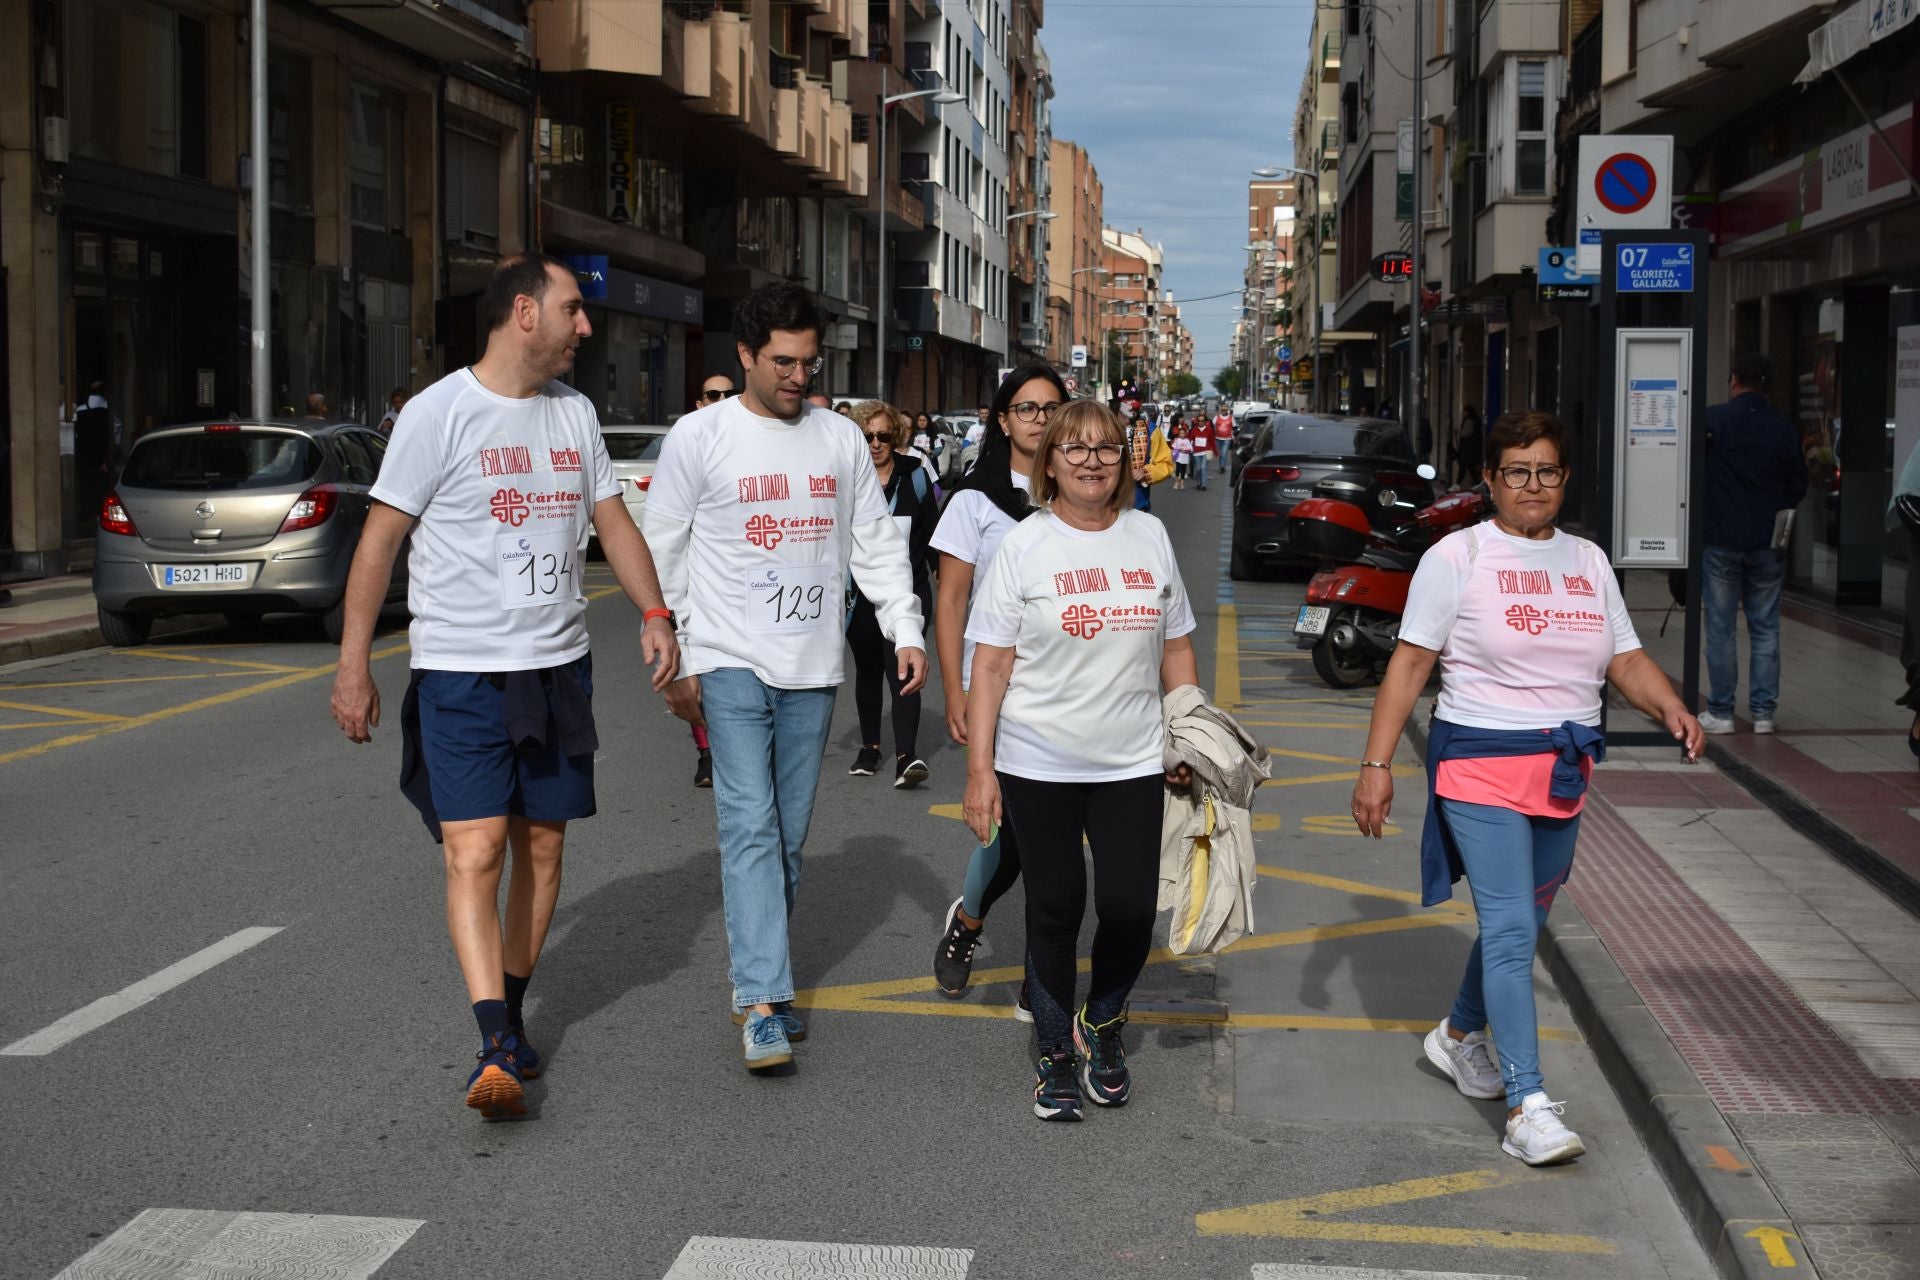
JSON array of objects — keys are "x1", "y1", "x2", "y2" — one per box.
[{"x1": 1040, "y1": 0, "x2": 1313, "y2": 387}]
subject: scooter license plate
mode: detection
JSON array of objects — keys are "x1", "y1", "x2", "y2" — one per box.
[{"x1": 1295, "y1": 605, "x2": 1330, "y2": 636}]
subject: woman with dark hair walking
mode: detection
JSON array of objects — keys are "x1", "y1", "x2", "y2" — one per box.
[{"x1": 929, "y1": 364, "x2": 1068, "y2": 1010}]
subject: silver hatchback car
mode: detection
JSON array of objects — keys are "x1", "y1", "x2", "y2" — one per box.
[{"x1": 93, "y1": 419, "x2": 408, "y2": 645}]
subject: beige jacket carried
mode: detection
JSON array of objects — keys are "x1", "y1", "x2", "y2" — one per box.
[{"x1": 1157, "y1": 685, "x2": 1272, "y2": 956}]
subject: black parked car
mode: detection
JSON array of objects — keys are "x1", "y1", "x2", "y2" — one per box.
[{"x1": 1229, "y1": 414, "x2": 1434, "y2": 579}]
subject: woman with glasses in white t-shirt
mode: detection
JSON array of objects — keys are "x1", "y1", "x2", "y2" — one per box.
[
  {"x1": 1352, "y1": 409, "x2": 1703, "y2": 1165},
  {"x1": 963, "y1": 399, "x2": 1200, "y2": 1122},
  {"x1": 927, "y1": 366, "x2": 1067, "y2": 1009}
]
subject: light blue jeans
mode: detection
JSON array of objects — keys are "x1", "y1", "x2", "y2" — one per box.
[
  {"x1": 1439, "y1": 798, "x2": 1581, "y2": 1108},
  {"x1": 1190, "y1": 453, "x2": 1209, "y2": 488},
  {"x1": 1703, "y1": 545, "x2": 1785, "y2": 720},
  {"x1": 700, "y1": 667, "x2": 837, "y2": 1011}
]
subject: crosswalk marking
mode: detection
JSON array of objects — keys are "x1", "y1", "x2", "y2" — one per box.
[
  {"x1": 663, "y1": 1236, "x2": 971, "y2": 1278},
  {"x1": 2, "y1": 926, "x2": 284, "y2": 1056},
  {"x1": 51, "y1": 1209, "x2": 423, "y2": 1279}
]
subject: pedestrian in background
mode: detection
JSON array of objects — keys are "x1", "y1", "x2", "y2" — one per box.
[
  {"x1": 1699, "y1": 352, "x2": 1809, "y2": 736},
  {"x1": 963, "y1": 399, "x2": 1199, "y2": 1122},
  {"x1": 1454, "y1": 405, "x2": 1483, "y2": 486},
  {"x1": 1124, "y1": 404, "x2": 1172, "y2": 511},
  {"x1": 845, "y1": 399, "x2": 938, "y2": 788},
  {"x1": 684, "y1": 375, "x2": 740, "y2": 789},
  {"x1": 1351, "y1": 409, "x2": 1701, "y2": 1166},
  {"x1": 73, "y1": 381, "x2": 119, "y2": 522},
  {"x1": 304, "y1": 392, "x2": 330, "y2": 420},
  {"x1": 1189, "y1": 411, "x2": 1215, "y2": 491},
  {"x1": 377, "y1": 387, "x2": 409, "y2": 436},
  {"x1": 1169, "y1": 419, "x2": 1192, "y2": 490},
  {"x1": 328, "y1": 252, "x2": 681, "y2": 1120},
  {"x1": 928, "y1": 364, "x2": 1064, "y2": 1010}
]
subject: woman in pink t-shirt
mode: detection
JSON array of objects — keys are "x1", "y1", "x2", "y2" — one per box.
[{"x1": 1350, "y1": 410, "x2": 1703, "y2": 1167}]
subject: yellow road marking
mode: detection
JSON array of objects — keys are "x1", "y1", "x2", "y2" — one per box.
[
  {"x1": 1197, "y1": 1167, "x2": 1614, "y2": 1253},
  {"x1": 1744, "y1": 1226, "x2": 1801, "y2": 1268},
  {"x1": 0, "y1": 698, "x2": 128, "y2": 724},
  {"x1": 1237, "y1": 648, "x2": 1311, "y2": 659},
  {"x1": 1215, "y1": 603, "x2": 1240, "y2": 709},
  {"x1": 1300, "y1": 813, "x2": 1400, "y2": 838},
  {"x1": 0, "y1": 672, "x2": 265, "y2": 691},
  {"x1": 1236, "y1": 719, "x2": 1373, "y2": 730},
  {"x1": 0, "y1": 721, "x2": 85, "y2": 730},
  {"x1": 1256, "y1": 864, "x2": 1433, "y2": 905},
  {"x1": 1263, "y1": 766, "x2": 1418, "y2": 787},
  {"x1": 1268, "y1": 746, "x2": 1362, "y2": 765},
  {"x1": 120, "y1": 649, "x2": 305, "y2": 674},
  {"x1": 587, "y1": 585, "x2": 624, "y2": 602},
  {"x1": 0, "y1": 640, "x2": 410, "y2": 766}
]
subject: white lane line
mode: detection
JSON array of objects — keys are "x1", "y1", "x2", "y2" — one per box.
[
  {"x1": 664, "y1": 1236, "x2": 972, "y2": 1278},
  {"x1": 1252, "y1": 1268, "x2": 1529, "y2": 1279},
  {"x1": 2, "y1": 926, "x2": 283, "y2": 1056},
  {"x1": 51, "y1": 1209, "x2": 424, "y2": 1279}
]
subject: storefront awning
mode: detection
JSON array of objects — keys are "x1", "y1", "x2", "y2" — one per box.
[{"x1": 1798, "y1": 0, "x2": 1919, "y2": 84}]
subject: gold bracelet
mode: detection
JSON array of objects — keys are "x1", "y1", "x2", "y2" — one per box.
[{"x1": 1360, "y1": 760, "x2": 1393, "y2": 770}]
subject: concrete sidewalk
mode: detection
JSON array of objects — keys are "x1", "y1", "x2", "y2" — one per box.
[
  {"x1": 0, "y1": 574, "x2": 213, "y2": 664},
  {"x1": 1511, "y1": 578, "x2": 1920, "y2": 1280}
]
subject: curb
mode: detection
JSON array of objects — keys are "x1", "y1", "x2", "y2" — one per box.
[
  {"x1": 0, "y1": 615, "x2": 217, "y2": 668},
  {"x1": 1403, "y1": 709, "x2": 1808, "y2": 1280}
]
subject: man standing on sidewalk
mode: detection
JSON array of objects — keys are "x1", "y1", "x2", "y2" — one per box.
[
  {"x1": 329, "y1": 252, "x2": 680, "y2": 1119},
  {"x1": 1700, "y1": 352, "x2": 1809, "y2": 735},
  {"x1": 644, "y1": 280, "x2": 927, "y2": 1075}
]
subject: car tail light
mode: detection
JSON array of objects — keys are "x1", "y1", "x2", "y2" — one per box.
[
  {"x1": 204, "y1": 422, "x2": 242, "y2": 433},
  {"x1": 279, "y1": 486, "x2": 339, "y2": 532},
  {"x1": 99, "y1": 491, "x2": 139, "y2": 536},
  {"x1": 633, "y1": 475, "x2": 652, "y2": 492},
  {"x1": 1242, "y1": 464, "x2": 1302, "y2": 485}
]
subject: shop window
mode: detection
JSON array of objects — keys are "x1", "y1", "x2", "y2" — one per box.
[
  {"x1": 445, "y1": 123, "x2": 502, "y2": 252},
  {"x1": 350, "y1": 86, "x2": 407, "y2": 233}
]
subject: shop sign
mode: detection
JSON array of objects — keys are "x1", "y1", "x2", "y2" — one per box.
[
  {"x1": 564, "y1": 254, "x2": 702, "y2": 324},
  {"x1": 606, "y1": 104, "x2": 638, "y2": 225},
  {"x1": 1720, "y1": 101, "x2": 1918, "y2": 256}
]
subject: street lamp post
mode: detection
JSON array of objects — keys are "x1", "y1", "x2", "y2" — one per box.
[{"x1": 877, "y1": 72, "x2": 964, "y2": 404}]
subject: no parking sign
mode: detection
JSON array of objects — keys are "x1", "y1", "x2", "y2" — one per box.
[{"x1": 1576, "y1": 136, "x2": 1673, "y2": 271}]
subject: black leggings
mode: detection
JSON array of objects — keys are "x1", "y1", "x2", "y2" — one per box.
[
  {"x1": 848, "y1": 593, "x2": 922, "y2": 758},
  {"x1": 999, "y1": 771, "x2": 1163, "y2": 1047}
]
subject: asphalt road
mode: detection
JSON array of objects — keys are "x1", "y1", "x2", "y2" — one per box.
[{"x1": 1, "y1": 481, "x2": 1712, "y2": 1280}]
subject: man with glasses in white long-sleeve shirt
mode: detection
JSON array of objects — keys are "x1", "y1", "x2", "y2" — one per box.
[{"x1": 645, "y1": 281, "x2": 928, "y2": 1075}]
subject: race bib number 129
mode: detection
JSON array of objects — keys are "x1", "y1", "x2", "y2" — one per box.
[
  {"x1": 745, "y1": 563, "x2": 836, "y2": 632},
  {"x1": 496, "y1": 529, "x2": 578, "y2": 610}
]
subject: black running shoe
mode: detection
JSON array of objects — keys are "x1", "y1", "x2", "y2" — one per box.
[
  {"x1": 933, "y1": 898, "x2": 983, "y2": 997},
  {"x1": 1074, "y1": 1006, "x2": 1131, "y2": 1107},
  {"x1": 508, "y1": 1023, "x2": 542, "y2": 1078},
  {"x1": 849, "y1": 746, "x2": 881, "y2": 776},
  {"x1": 693, "y1": 750, "x2": 712, "y2": 788},
  {"x1": 895, "y1": 756, "x2": 929, "y2": 789},
  {"x1": 1033, "y1": 1047, "x2": 1084, "y2": 1121}
]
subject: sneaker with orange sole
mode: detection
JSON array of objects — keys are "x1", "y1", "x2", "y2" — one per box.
[{"x1": 465, "y1": 1034, "x2": 528, "y2": 1118}]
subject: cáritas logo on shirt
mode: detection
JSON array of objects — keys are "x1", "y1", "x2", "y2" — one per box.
[{"x1": 1060, "y1": 603, "x2": 1105, "y2": 639}]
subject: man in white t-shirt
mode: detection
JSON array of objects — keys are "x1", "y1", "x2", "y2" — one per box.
[
  {"x1": 329, "y1": 253, "x2": 680, "y2": 1119},
  {"x1": 646, "y1": 281, "x2": 927, "y2": 1075}
]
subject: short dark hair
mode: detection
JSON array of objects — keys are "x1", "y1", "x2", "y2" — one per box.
[
  {"x1": 1485, "y1": 409, "x2": 1570, "y2": 472},
  {"x1": 1730, "y1": 351, "x2": 1772, "y2": 392},
  {"x1": 479, "y1": 253, "x2": 574, "y2": 334},
  {"x1": 731, "y1": 281, "x2": 825, "y2": 354}
]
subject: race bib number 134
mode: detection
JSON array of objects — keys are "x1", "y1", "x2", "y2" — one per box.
[{"x1": 496, "y1": 529, "x2": 578, "y2": 610}]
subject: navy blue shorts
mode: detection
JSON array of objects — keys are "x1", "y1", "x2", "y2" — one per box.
[{"x1": 413, "y1": 658, "x2": 596, "y2": 826}]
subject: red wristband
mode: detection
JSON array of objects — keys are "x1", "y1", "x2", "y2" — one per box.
[{"x1": 643, "y1": 607, "x2": 673, "y2": 623}]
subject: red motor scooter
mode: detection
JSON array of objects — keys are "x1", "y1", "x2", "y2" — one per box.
[{"x1": 1286, "y1": 472, "x2": 1488, "y2": 688}]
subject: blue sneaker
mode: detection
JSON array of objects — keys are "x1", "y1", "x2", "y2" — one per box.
[
  {"x1": 1032, "y1": 1047, "x2": 1083, "y2": 1121},
  {"x1": 730, "y1": 1002, "x2": 806, "y2": 1042},
  {"x1": 508, "y1": 1023, "x2": 541, "y2": 1079},
  {"x1": 743, "y1": 1009, "x2": 794, "y2": 1073},
  {"x1": 1074, "y1": 1006, "x2": 1131, "y2": 1107},
  {"x1": 464, "y1": 1033, "x2": 528, "y2": 1119}
]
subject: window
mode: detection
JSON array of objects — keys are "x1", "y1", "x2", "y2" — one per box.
[
  {"x1": 445, "y1": 122, "x2": 501, "y2": 251},
  {"x1": 269, "y1": 52, "x2": 313, "y2": 209},
  {"x1": 67, "y1": 0, "x2": 204, "y2": 179},
  {"x1": 1515, "y1": 61, "x2": 1548, "y2": 195},
  {"x1": 349, "y1": 86, "x2": 406, "y2": 231}
]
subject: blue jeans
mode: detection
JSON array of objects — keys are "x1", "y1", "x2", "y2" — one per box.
[
  {"x1": 1190, "y1": 453, "x2": 1209, "y2": 487},
  {"x1": 700, "y1": 667, "x2": 837, "y2": 1011},
  {"x1": 1703, "y1": 545, "x2": 1785, "y2": 720},
  {"x1": 1439, "y1": 798, "x2": 1581, "y2": 1108}
]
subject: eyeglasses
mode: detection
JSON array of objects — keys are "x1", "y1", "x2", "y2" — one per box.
[
  {"x1": 700, "y1": 389, "x2": 730, "y2": 402},
  {"x1": 1054, "y1": 441, "x2": 1124, "y2": 466},
  {"x1": 1009, "y1": 401, "x2": 1062, "y2": 422},
  {"x1": 862, "y1": 432, "x2": 895, "y2": 445},
  {"x1": 1495, "y1": 465, "x2": 1567, "y2": 489},
  {"x1": 763, "y1": 354, "x2": 825, "y2": 378}
]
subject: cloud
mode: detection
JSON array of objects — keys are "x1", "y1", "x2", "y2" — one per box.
[{"x1": 1043, "y1": 5, "x2": 1311, "y2": 379}]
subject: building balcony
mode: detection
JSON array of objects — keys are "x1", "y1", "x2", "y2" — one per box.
[
  {"x1": 312, "y1": 0, "x2": 526, "y2": 62},
  {"x1": 1321, "y1": 32, "x2": 1340, "y2": 79},
  {"x1": 1471, "y1": 198, "x2": 1549, "y2": 287}
]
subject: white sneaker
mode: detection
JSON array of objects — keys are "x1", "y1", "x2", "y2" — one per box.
[
  {"x1": 1502, "y1": 1093, "x2": 1587, "y2": 1166},
  {"x1": 1423, "y1": 1018, "x2": 1504, "y2": 1099},
  {"x1": 1698, "y1": 711, "x2": 1736, "y2": 735},
  {"x1": 1752, "y1": 717, "x2": 1776, "y2": 735}
]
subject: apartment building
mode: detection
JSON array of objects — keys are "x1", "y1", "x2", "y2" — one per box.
[
  {"x1": 1006, "y1": 0, "x2": 1053, "y2": 366},
  {"x1": 1290, "y1": 2, "x2": 1341, "y2": 410},
  {"x1": 3, "y1": 0, "x2": 529, "y2": 573},
  {"x1": 1100, "y1": 227, "x2": 1161, "y2": 400},
  {"x1": 1044, "y1": 138, "x2": 1102, "y2": 381},
  {"x1": 1238, "y1": 178, "x2": 1294, "y2": 401}
]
